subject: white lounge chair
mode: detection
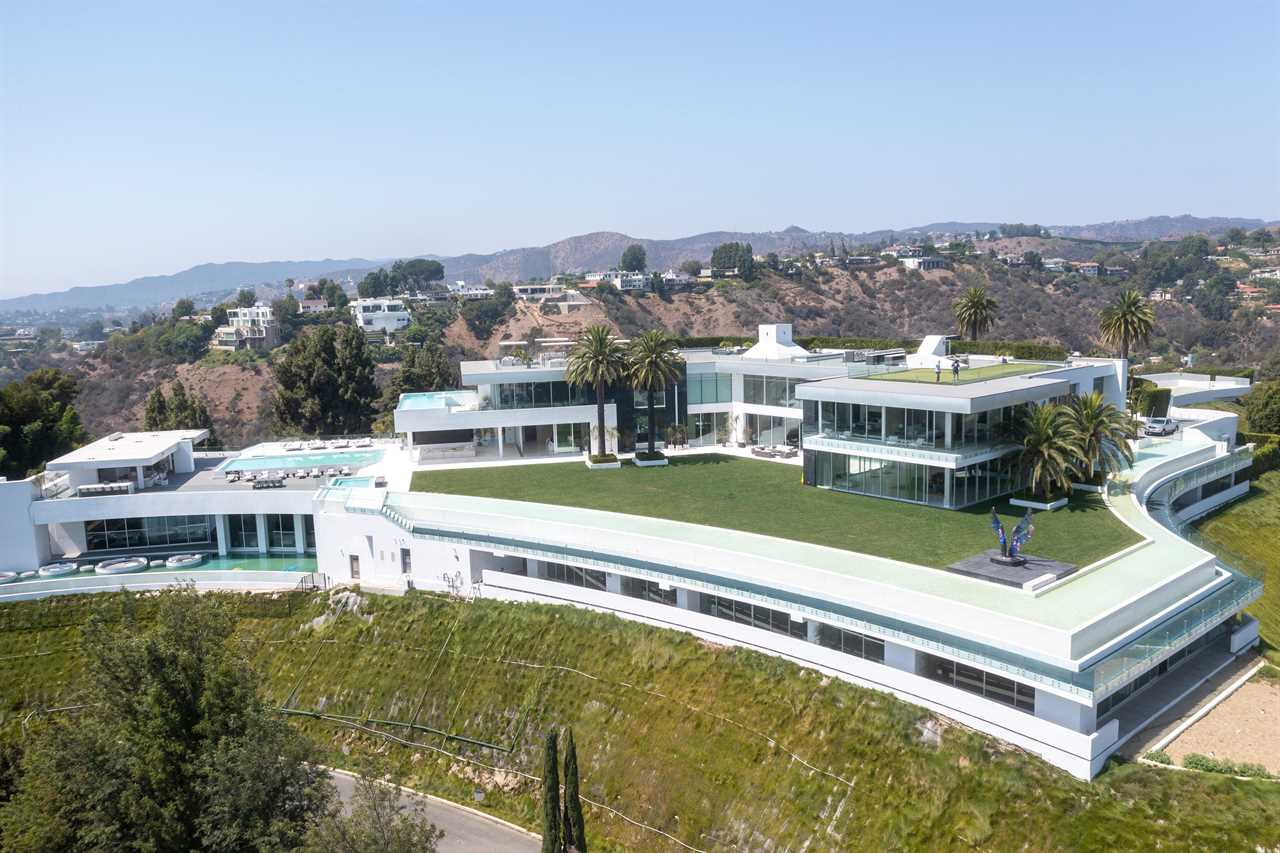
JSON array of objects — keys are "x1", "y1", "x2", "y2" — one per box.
[
  {"x1": 307, "y1": 439, "x2": 325, "y2": 451},
  {"x1": 339, "y1": 466, "x2": 352, "y2": 476},
  {"x1": 309, "y1": 468, "x2": 321, "y2": 478},
  {"x1": 325, "y1": 468, "x2": 338, "y2": 477}
]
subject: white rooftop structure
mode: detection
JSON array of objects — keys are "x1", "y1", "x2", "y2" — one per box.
[
  {"x1": 741, "y1": 324, "x2": 810, "y2": 361},
  {"x1": 46, "y1": 430, "x2": 208, "y2": 469}
]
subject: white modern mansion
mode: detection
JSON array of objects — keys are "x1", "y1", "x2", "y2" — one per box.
[{"x1": 0, "y1": 326, "x2": 1263, "y2": 780}]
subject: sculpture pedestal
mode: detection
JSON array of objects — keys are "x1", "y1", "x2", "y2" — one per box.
[{"x1": 989, "y1": 555, "x2": 1027, "y2": 567}]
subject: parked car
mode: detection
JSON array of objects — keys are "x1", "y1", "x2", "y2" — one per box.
[{"x1": 1144, "y1": 417, "x2": 1179, "y2": 436}]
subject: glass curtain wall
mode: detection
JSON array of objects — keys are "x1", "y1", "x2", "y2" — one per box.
[
  {"x1": 227, "y1": 514, "x2": 258, "y2": 551},
  {"x1": 265, "y1": 514, "x2": 296, "y2": 551},
  {"x1": 743, "y1": 375, "x2": 804, "y2": 408},
  {"x1": 85, "y1": 515, "x2": 213, "y2": 551},
  {"x1": 493, "y1": 380, "x2": 592, "y2": 409},
  {"x1": 744, "y1": 413, "x2": 800, "y2": 447},
  {"x1": 686, "y1": 373, "x2": 732, "y2": 405},
  {"x1": 810, "y1": 451, "x2": 946, "y2": 506},
  {"x1": 686, "y1": 412, "x2": 731, "y2": 447}
]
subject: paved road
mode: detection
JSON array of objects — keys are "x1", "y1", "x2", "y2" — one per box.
[{"x1": 329, "y1": 770, "x2": 539, "y2": 852}]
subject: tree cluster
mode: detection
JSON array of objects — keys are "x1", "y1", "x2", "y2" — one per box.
[
  {"x1": 143, "y1": 380, "x2": 219, "y2": 446},
  {"x1": 710, "y1": 242, "x2": 757, "y2": 281},
  {"x1": 271, "y1": 324, "x2": 379, "y2": 435},
  {"x1": 540, "y1": 729, "x2": 587, "y2": 853},
  {"x1": 0, "y1": 590, "x2": 333, "y2": 850},
  {"x1": 357, "y1": 259, "x2": 446, "y2": 298},
  {"x1": 459, "y1": 283, "x2": 515, "y2": 339},
  {"x1": 998, "y1": 223, "x2": 1048, "y2": 238},
  {"x1": 0, "y1": 368, "x2": 87, "y2": 480},
  {"x1": 619, "y1": 244, "x2": 647, "y2": 272}
]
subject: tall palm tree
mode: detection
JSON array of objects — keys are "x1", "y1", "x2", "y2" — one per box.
[
  {"x1": 1014, "y1": 403, "x2": 1084, "y2": 498},
  {"x1": 952, "y1": 287, "x2": 998, "y2": 341},
  {"x1": 1099, "y1": 289, "x2": 1155, "y2": 363},
  {"x1": 1066, "y1": 391, "x2": 1135, "y2": 482},
  {"x1": 627, "y1": 330, "x2": 684, "y2": 455},
  {"x1": 565, "y1": 325, "x2": 626, "y2": 457}
]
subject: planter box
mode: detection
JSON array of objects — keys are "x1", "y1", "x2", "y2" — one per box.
[
  {"x1": 634, "y1": 458, "x2": 669, "y2": 468},
  {"x1": 1070, "y1": 482, "x2": 1105, "y2": 493},
  {"x1": 584, "y1": 454, "x2": 621, "y2": 470},
  {"x1": 1010, "y1": 495, "x2": 1069, "y2": 511}
]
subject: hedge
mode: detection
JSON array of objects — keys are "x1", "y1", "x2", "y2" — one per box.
[
  {"x1": 677, "y1": 336, "x2": 755, "y2": 349},
  {"x1": 1250, "y1": 439, "x2": 1280, "y2": 479},
  {"x1": 948, "y1": 340, "x2": 1069, "y2": 361},
  {"x1": 1182, "y1": 753, "x2": 1275, "y2": 779},
  {"x1": 1194, "y1": 365, "x2": 1257, "y2": 381},
  {"x1": 796, "y1": 336, "x2": 916, "y2": 351}
]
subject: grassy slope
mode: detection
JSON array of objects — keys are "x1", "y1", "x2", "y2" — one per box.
[
  {"x1": 2, "y1": 591, "x2": 1278, "y2": 852},
  {"x1": 1194, "y1": 469, "x2": 1280, "y2": 662},
  {"x1": 410, "y1": 455, "x2": 1139, "y2": 569}
]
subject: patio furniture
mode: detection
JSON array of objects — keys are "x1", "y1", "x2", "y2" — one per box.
[
  {"x1": 339, "y1": 466, "x2": 352, "y2": 476},
  {"x1": 309, "y1": 468, "x2": 322, "y2": 478}
]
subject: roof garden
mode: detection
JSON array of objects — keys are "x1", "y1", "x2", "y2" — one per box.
[
  {"x1": 869, "y1": 362, "x2": 1051, "y2": 384},
  {"x1": 409, "y1": 454, "x2": 1139, "y2": 570}
]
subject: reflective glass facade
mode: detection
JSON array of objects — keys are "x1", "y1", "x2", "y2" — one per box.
[
  {"x1": 743, "y1": 375, "x2": 805, "y2": 408},
  {"x1": 492, "y1": 380, "x2": 592, "y2": 409},
  {"x1": 685, "y1": 373, "x2": 732, "y2": 405},
  {"x1": 85, "y1": 515, "x2": 213, "y2": 551}
]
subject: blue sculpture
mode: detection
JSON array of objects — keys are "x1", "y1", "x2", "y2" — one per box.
[
  {"x1": 1009, "y1": 509, "x2": 1036, "y2": 558},
  {"x1": 990, "y1": 507, "x2": 1035, "y2": 564}
]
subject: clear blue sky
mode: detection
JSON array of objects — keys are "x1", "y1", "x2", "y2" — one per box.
[{"x1": 2, "y1": 1, "x2": 1277, "y2": 297}]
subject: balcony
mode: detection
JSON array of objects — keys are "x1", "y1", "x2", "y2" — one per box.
[{"x1": 802, "y1": 428, "x2": 1016, "y2": 468}]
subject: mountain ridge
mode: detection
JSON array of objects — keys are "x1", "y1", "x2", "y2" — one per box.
[{"x1": 2, "y1": 215, "x2": 1271, "y2": 314}]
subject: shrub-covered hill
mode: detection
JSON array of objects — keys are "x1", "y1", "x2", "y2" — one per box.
[{"x1": 1, "y1": 590, "x2": 1278, "y2": 851}]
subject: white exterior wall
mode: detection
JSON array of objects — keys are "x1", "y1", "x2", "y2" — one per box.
[{"x1": 0, "y1": 478, "x2": 50, "y2": 572}]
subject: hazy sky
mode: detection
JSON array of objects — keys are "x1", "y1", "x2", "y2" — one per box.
[{"x1": 2, "y1": 1, "x2": 1277, "y2": 297}]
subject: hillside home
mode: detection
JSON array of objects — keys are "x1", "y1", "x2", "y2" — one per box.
[
  {"x1": 211, "y1": 304, "x2": 278, "y2": 352},
  {"x1": 350, "y1": 298, "x2": 412, "y2": 336}
]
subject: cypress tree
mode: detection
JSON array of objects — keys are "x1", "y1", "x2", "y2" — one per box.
[
  {"x1": 143, "y1": 387, "x2": 169, "y2": 431},
  {"x1": 541, "y1": 731, "x2": 562, "y2": 853},
  {"x1": 562, "y1": 728, "x2": 586, "y2": 853}
]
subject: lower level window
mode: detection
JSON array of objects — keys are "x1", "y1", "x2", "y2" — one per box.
[
  {"x1": 698, "y1": 593, "x2": 806, "y2": 640},
  {"x1": 544, "y1": 562, "x2": 607, "y2": 591},
  {"x1": 923, "y1": 653, "x2": 1035, "y2": 713},
  {"x1": 621, "y1": 576, "x2": 677, "y2": 606},
  {"x1": 84, "y1": 515, "x2": 212, "y2": 551},
  {"x1": 227, "y1": 514, "x2": 258, "y2": 551},
  {"x1": 816, "y1": 623, "x2": 886, "y2": 664}
]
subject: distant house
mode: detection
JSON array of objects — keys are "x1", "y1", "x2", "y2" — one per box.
[
  {"x1": 211, "y1": 304, "x2": 278, "y2": 352},
  {"x1": 901, "y1": 256, "x2": 946, "y2": 271},
  {"x1": 298, "y1": 298, "x2": 329, "y2": 314},
  {"x1": 1249, "y1": 267, "x2": 1280, "y2": 281},
  {"x1": 660, "y1": 269, "x2": 695, "y2": 287},
  {"x1": 697, "y1": 267, "x2": 740, "y2": 280},
  {"x1": 997, "y1": 254, "x2": 1026, "y2": 266},
  {"x1": 72, "y1": 340, "x2": 105, "y2": 354},
  {"x1": 1104, "y1": 266, "x2": 1128, "y2": 278},
  {"x1": 1076, "y1": 262, "x2": 1100, "y2": 277},
  {"x1": 1147, "y1": 288, "x2": 1175, "y2": 302},
  {"x1": 513, "y1": 281, "x2": 565, "y2": 301},
  {"x1": 884, "y1": 245, "x2": 923, "y2": 259},
  {"x1": 584, "y1": 271, "x2": 649, "y2": 291},
  {"x1": 1043, "y1": 258, "x2": 1068, "y2": 273},
  {"x1": 447, "y1": 280, "x2": 495, "y2": 300},
  {"x1": 847, "y1": 255, "x2": 878, "y2": 266},
  {"x1": 1233, "y1": 283, "x2": 1267, "y2": 303},
  {"x1": 350, "y1": 298, "x2": 412, "y2": 335}
]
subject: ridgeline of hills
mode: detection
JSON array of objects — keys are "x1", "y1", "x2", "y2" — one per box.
[{"x1": 2, "y1": 215, "x2": 1272, "y2": 315}]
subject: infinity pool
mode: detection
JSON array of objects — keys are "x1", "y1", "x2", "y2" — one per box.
[{"x1": 223, "y1": 450, "x2": 383, "y2": 473}]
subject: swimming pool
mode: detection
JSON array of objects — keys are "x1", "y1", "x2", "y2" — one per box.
[
  {"x1": 330, "y1": 476, "x2": 374, "y2": 488},
  {"x1": 223, "y1": 450, "x2": 383, "y2": 473}
]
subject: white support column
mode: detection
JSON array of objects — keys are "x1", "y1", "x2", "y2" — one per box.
[
  {"x1": 606, "y1": 573, "x2": 622, "y2": 595},
  {"x1": 292, "y1": 513, "x2": 306, "y2": 554},
  {"x1": 676, "y1": 588, "x2": 700, "y2": 612},
  {"x1": 215, "y1": 515, "x2": 228, "y2": 556},
  {"x1": 944, "y1": 413, "x2": 953, "y2": 450},
  {"x1": 806, "y1": 620, "x2": 820, "y2": 644},
  {"x1": 255, "y1": 514, "x2": 268, "y2": 555},
  {"x1": 944, "y1": 470, "x2": 953, "y2": 508},
  {"x1": 135, "y1": 465, "x2": 146, "y2": 490},
  {"x1": 498, "y1": 429, "x2": 505, "y2": 458}
]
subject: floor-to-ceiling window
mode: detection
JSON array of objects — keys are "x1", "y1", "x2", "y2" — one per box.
[
  {"x1": 808, "y1": 451, "x2": 946, "y2": 506},
  {"x1": 743, "y1": 375, "x2": 805, "y2": 408},
  {"x1": 686, "y1": 373, "x2": 731, "y2": 405},
  {"x1": 227, "y1": 514, "x2": 258, "y2": 551},
  {"x1": 948, "y1": 456, "x2": 1018, "y2": 507},
  {"x1": 686, "y1": 412, "x2": 731, "y2": 447},
  {"x1": 303, "y1": 515, "x2": 316, "y2": 551},
  {"x1": 745, "y1": 413, "x2": 799, "y2": 447},
  {"x1": 84, "y1": 515, "x2": 213, "y2": 551},
  {"x1": 921, "y1": 653, "x2": 1036, "y2": 713},
  {"x1": 264, "y1": 514, "x2": 295, "y2": 551}
]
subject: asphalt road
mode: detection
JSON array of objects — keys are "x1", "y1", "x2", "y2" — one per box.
[{"x1": 329, "y1": 770, "x2": 539, "y2": 852}]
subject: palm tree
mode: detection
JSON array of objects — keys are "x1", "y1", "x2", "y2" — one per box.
[
  {"x1": 1099, "y1": 289, "x2": 1155, "y2": 363},
  {"x1": 1066, "y1": 391, "x2": 1135, "y2": 482},
  {"x1": 627, "y1": 330, "x2": 683, "y2": 456},
  {"x1": 565, "y1": 325, "x2": 626, "y2": 458},
  {"x1": 1014, "y1": 403, "x2": 1084, "y2": 498},
  {"x1": 952, "y1": 286, "x2": 998, "y2": 341}
]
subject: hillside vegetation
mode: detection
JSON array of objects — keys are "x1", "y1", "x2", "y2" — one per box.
[{"x1": 2, "y1": 590, "x2": 1278, "y2": 852}]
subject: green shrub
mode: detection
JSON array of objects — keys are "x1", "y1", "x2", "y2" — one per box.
[
  {"x1": 1183, "y1": 753, "x2": 1235, "y2": 774},
  {"x1": 1250, "y1": 439, "x2": 1280, "y2": 478},
  {"x1": 796, "y1": 336, "x2": 917, "y2": 351},
  {"x1": 1144, "y1": 749, "x2": 1172, "y2": 765},
  {"x1": 1143, "y1": 388, "x2": 1172, "y2": 418},
  {"x1": 949, "y1": 340, "x2": 1068, "y2": 361},
  {"x1": 588, "y1": 453, "x2": 618, "y2": 465},
  {"x1": 634, "y1": 450, "x2": 666, "y2": 462}
]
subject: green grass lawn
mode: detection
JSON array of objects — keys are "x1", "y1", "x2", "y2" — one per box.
[
  {"x1": 1194, "y1": 469, "x2": 1280, "y2": 663},
  {"x1": 3, "y1": 590, "x2": 1279, "y2": 851},
  {"x1": 410, "y1": 455, "x2": 1140, "y2": 569},
  {"x1": 870, "y1": 362, "x2": 1048, "y2": 384}
]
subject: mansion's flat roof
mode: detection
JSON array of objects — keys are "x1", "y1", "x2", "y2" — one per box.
[
  {"x1": 46, "y1": 429, "x2": 208, "y2": 469},
  {"x1": 796, "y1": 369, "x2": 1070, "y2": 412}
]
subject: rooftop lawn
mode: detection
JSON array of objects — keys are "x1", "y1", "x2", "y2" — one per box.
[
  {"x1": 410, "y1": 454, "x2": 1140, "y2": 569},
  {"x1": 870, "y1": 362, "x2": 1048, "y2": 384}
]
